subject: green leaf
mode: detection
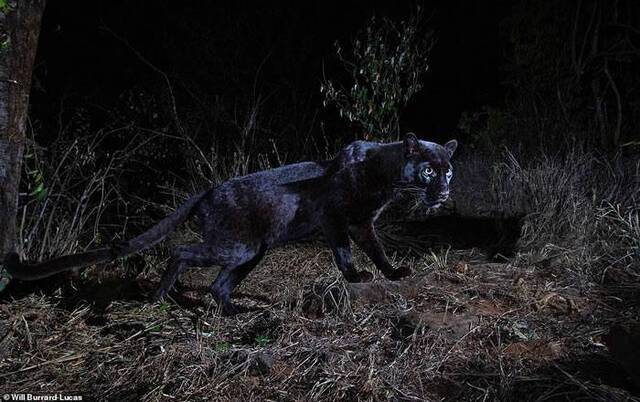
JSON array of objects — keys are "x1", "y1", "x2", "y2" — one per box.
[
  {"x1": 0, "y1": 0, "x2": 7, "y2": 12},
  {"x1": 29, "y1": 182, "x2": 44, "y2": 196},
  {"x1": 34, "y1": 188, "x2": 48, "y2": 202},
  {"x1": 215, "y1": 341, "x2": 230, "y2": 352},
  {"x1": 255, "y1": 335, "x2": 271, "y2": 347},
  {"x1": 0, "y1": 274, "x2": 9, "y2": 293}
]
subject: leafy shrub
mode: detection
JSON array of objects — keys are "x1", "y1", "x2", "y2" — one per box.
[{"x1": 321, "y1": 8, "x2": 433, "y2": 140}]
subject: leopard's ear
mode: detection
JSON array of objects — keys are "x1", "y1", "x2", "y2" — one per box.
[
  {"x1": 444, "y1": 139, "x2": 458, "y2": 157},
  {"x1": 403, "y1": 132, "x2": 419, "y2": 157}
]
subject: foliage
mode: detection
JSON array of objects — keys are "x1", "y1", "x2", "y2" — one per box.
[
  {"x1": 254, "y1": 334, "x2": 272, "y2": 347},
  {"x1": 0, "y1": 36, "x2": 9, "y2": 51},
  {"x1": 24, "y1": 150, "x2": 47, "y2": 202},
  {"x1": 321, "y1": 8, "x2": 433, "y2": 140},
  {"x1": 13, "y1": 111, "x2": 161, "y2": 262},
  {"x1": 0, "y1": 1, "x2": 9, "y2": 52},
  {"x1": 454, "y1": 144, "x2": 640, "y2": 276},
  {"x1": 494, "y1": 0, "x2": 640, "y2": 149}
]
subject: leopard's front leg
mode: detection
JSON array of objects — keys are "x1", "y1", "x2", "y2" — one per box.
[
  {"x1": 322, "y1": 212, "x2": 373, "y2": 282},
  {"x1": 349, "y1": 222, "x2": 412, "y2": 280}
]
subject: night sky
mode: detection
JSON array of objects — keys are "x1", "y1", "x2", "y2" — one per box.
[{"x1": 31, "y1": 0, "x2": 506, "y2": 146}]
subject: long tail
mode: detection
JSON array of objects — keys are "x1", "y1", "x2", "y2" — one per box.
[{"x1": 3, "y1": 190, "x2": 209, "y2": 280}]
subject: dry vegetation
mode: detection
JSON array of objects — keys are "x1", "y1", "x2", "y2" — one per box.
[
  {"x1": 3, "y1": 2, "x2": 639, "y2": 399},
  {"x1": 1, "y1": 242, "x2": 638, "y2": 401},
  {"x1": 1, "y1": 141, "x2": 639, "y2": 400}
]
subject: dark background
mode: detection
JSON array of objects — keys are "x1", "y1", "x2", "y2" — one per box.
[{"x1": 30, "y1": 0, "x2": 506, "y2": 146}]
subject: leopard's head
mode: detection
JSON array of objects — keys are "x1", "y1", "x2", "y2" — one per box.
[{"x1": 400, "y1": 133, "x2": 458, "y2": 208}]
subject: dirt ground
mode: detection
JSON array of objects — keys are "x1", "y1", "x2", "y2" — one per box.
[{"x1": 1, "y1": 243, "x2": 639, "y2": 401}]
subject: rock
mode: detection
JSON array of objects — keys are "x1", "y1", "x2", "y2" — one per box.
[{"x1": 348, "y1": 276, "x2": 426, "y2": 305}]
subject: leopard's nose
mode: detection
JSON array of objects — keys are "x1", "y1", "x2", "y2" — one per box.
[{"x1": 438, "y1": 191, "x2": 449, "y2": 201}]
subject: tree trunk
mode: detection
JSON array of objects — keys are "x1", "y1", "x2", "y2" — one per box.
[{"x1": 0, "y1": 0, "x2": 46, "y2": 257}]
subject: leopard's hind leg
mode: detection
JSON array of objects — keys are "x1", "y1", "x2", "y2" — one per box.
[
  {"x1": 153, "y1": 239, "x2": 267, "y2": 315},
  {"x1": 210, "y1": 244, "x2": 267, "y2": 315},
  {"x1": 153, "y1": 243, "x2": 218, "y2": 302}
]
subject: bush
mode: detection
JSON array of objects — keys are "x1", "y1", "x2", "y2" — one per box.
[
  {"x1": 321, "y1": 8, "x2": 433, "y2": 140},
  {"x1": 458, "y1": 144, "x2": 640, "y2": 278}
]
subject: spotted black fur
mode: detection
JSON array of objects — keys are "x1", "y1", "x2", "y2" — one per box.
[{"x1": 4, "y1": 133, "x2": 457, "y2": 315}]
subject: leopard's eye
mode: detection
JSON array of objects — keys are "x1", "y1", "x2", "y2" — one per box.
[{"x1": 424, "y1": 167, "x2": 434, "y2": 176}]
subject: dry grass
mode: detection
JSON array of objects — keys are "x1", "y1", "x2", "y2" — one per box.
[
  {"x1": 1, "y1": 242, "x2": 638, "y2": 401},
  {"x1": 453, "y1": 146, "x2": 639, "y2": 277},
  {"x1": 2, "y1": 128, "x2": 639, "y2": 400}
]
